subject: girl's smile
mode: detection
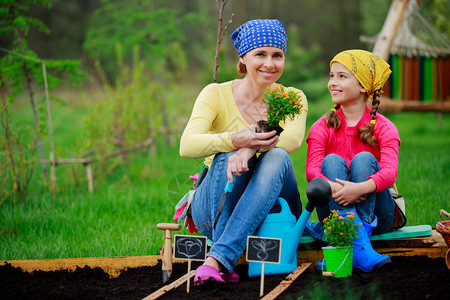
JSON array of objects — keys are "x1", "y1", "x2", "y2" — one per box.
[{"x1": 328, "y1": 62, "x2": 366, "y2": 105}]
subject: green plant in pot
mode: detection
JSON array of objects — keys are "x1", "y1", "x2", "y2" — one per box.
[
  {"x1": 256, "y1": 84, "x2": 304, "y2": 135},
  {"x1": 321, "y1": 210, "x2": 360, "y2": 278}
]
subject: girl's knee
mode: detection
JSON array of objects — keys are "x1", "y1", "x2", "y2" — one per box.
[
  {"x1": 350, "y1": 152, "x2": 379, "y2": 180},
  {"x1": 322, "y1": 154, "x2": 345, "y2": 168},
  {"x1": 351, "y1": 152, "x2": 376, "y2": 166}
]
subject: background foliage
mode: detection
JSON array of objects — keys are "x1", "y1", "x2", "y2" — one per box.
[{"x1": 0, "y1": 0, "x2": 449, "y2": 259}]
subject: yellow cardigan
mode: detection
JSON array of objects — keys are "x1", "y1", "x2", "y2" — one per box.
[{"x1": 180, "y1": 80, "x2": 308, "y2": 167}]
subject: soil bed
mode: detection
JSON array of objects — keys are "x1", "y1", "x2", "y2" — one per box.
[{"x1": 1, "y1": 256, "x2": 449, "y2": 299}]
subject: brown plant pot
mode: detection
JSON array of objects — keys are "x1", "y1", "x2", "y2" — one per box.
[{"x1": 255, "y1": 120, "x2": 284, "y2": 136}]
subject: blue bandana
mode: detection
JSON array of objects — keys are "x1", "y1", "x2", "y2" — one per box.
[{"x1": 230, "y1": 19, "x2": 287, "y2": 57}]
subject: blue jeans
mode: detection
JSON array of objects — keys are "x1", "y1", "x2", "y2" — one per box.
[
  {"x1": 191, "y1": 148, "x2": 301, "y2": 272},
  {"x1": 316, "y1": 152, "x2": 395, "y2": 234}
]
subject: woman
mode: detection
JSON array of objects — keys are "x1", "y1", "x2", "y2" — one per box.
[
  {"x1": 306, "y1": 49, "x2": 400, "y2": 272},
  {"x1": 179, "y1": 19, "x2": 308, "y2": 284}
]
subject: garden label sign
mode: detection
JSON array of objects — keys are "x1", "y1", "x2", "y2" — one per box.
[
  {"x1": 173, "y1": 235, "x2": 207, "y2": 293},
  {"x1": 173, "y1": 235, "x2": 207, "y2": 261},
  {"x1": 246, "y1": 236, "x2": 281, "y2": 263},
  {"x1": 246, "y1": 236, "x2": 281, "y2": 297}
]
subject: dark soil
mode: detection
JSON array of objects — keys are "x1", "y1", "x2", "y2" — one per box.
[
  {"x1": 255, "y1": 120, "x2": 284, "y2": 136},
  {"x1": 1, "y1": 256, "x2": 449, "y2": 300}
]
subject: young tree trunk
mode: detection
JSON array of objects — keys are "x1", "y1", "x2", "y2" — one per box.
[
  {"x1": 0, "y1": 81, "x2": 21, "y2": 196},
  {"x1": 213, "y1": 0, "x2": 232, "y2": 83},
  {"x1": 14, "y1": 27, "x2": 48, "y2": 178}
]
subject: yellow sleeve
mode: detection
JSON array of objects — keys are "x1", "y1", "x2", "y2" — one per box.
[
  {"x1": 179, "y1": 84, "x2": 236, "y2": 159},
  {"x1": 275, "y1": 89, "x2": 308, "y2": 153}
]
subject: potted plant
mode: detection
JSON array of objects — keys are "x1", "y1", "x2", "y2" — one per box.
[
  {"x1": 321, "y1": 210, "x2": 360, "y2": 278},
  {"x1": 256, "y1": 84, "x2": 304, "y2": 135}
]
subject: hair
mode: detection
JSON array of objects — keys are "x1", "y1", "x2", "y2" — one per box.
[
  {"x1": 325, "y1": 89, "x2": 381, "y2": 146},
  {"x1": 325, "y1": 104, "x2": 341, "y2": 129},
  {"x1": 237, "y1": 60, "x2": 247, "y2": 75},
  {"x1": 358, "y1": 89, "x2": 381, "y2": 146}
]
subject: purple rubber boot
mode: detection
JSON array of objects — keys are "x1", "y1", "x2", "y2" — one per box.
[
  {"x1": 220, "y1": 270, "x2": 240, "y2": 283},
  {"x1": 194, "y1": 265, "x2": 225, "y2": 286}
]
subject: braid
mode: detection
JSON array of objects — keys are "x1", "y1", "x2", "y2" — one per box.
[
  {"x1": 325, "y1": 104, "x2": 341, "y2": 129},
  {"x1": 359, "y1": 90, "x2": 380, "y2": 145}
]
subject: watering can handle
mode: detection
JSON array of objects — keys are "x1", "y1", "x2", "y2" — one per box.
[{"x1": 277, "y1": 197, "x2": 291, "y2": 214}]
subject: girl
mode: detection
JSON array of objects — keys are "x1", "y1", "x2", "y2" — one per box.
[
  {"x1": 306, "y1": 49, "x2": 400, "y2": 272},
  {"x1": 179, "y1": 19, "x2": 308, "y2": 284}
]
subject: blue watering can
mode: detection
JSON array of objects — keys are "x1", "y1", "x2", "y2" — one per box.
[{"x1": 248, "y1": 178, "x2": 331, "y2": 277}]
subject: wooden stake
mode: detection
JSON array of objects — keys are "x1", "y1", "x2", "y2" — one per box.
[
  {"x1": 260, "y1": 263, "x2": 265, "y2": 298},
  {"x1": 50, "y1": 152, "x2": 56, "y2": 199},
  {"x1": 187, "y1": 261, "x2": 191, "y2": 293},
  {"x1": 43, "y1": 61, "x2": 56, "y2": 199},
  {"x1": 142, "y1": 270, "x2": 195, "y2": 300},
  {"x1": 261, "y1": 263, "x2": 312, "y2": 300},
  {"x1": 86, "y1": 163, "x2": 93, "y2": 193}
]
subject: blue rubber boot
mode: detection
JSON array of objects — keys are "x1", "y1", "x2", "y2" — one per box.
[{"x1": 352, "y1": 210, "x2": 392, "y2": 272}]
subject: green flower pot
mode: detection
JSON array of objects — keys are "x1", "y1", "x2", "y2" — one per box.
[{"x1": 321, "y1": 246, "x2": 353, "y2": 278}]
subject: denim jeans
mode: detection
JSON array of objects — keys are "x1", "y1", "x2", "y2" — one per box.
[
  {"x1": 191, "y1": 148, "x2": 301, "y2": 273},
  {"x1": 316, "y1": 152, "x2": 395, "y2": 234}
]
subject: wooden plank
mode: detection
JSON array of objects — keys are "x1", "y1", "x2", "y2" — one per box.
[
  {"x1": 1, "y1": 230, "x2": 446, "y2": 277},
  {"x1": 378, "y1": 247, "x2": 448, "y2": 258},
  {"x1": 379, "y1": 96, "x2": 450, "y2": 112},
  {"x1": 372, "y1": 231, "x2": 447, "y2": 248},
  {"x1": 2, "y1": 247, "x2": 446, "y2": 279},
  {"x1": 261, "y1": 263, "x2": 311, "y2": 300},
  {"x1": 299, "y1": 229, "x2": 444, "y2": 250},
  {"x1": 1, "y1": 255, "x2": 184, "y2": 278},
  {"x1": 296, "y1": 247, "x2": 446, "y2": 267},
  {"x1": 142, "y1": 270, "x2": 195, "y2": 300}
]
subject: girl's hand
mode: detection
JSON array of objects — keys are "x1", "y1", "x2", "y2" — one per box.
[
  {"x1": 231, "y1": 125, "x2": 279, "y2": 149},
  {"x1": 328, "y1": 180, "x2": 343, "y2": 196},
  {"x1": 227, "y1": 148, "x2": 258, "y2": 182},
  {"x1": 333, "y1": 179, "x2": 368, "y2": 206}
]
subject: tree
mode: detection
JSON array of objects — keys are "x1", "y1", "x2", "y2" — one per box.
[{"x1": 0, "y1": 0, "x2": 84, "y2": 202}]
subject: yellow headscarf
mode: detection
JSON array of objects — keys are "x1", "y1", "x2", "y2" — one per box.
[{"x1": 330, "y1": 50, "x2": 392, "y2": 101}]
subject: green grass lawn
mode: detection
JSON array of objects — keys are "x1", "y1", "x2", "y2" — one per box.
[{"x1": 1, "y1": 95, "x2": 449, "y2": 260}]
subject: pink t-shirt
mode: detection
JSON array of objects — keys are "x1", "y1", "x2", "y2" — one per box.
[{"x1": 306, "y1": 106, "x2": 400, "y2": 193}]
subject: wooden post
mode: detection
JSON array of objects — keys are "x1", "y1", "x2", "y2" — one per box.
[
  {"x1": 372, "y1": 0, "x2": 409, "y2": 61},
  {"x1": 43, "y1": 61, "x2": 56, "y2": 199},
  {"x1": 50, "y1": 152, "x2": 56, "y2": 197},
  {"x1": 260, "y1": 262, "x2": 265, "y2": 297},
  {"x1": 186, "y1": 261, "x2": 191, "y2": 293},
  {"x1": 86, "y1": 163, "x2": 93, "y2": 193}
]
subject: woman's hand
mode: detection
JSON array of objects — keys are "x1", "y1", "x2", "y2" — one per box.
[
  {"x1": 227, "y1": 148, "x2": 258, "y2": 182},
  {"x1": 333, "y1": 178, "x2": 375, "y2": 206},
  {"x1": 231, "y1": 125, "x2": 279, "y2": 150}
]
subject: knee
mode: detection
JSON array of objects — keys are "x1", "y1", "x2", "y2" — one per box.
[
  {"x1": 262, "y1": 148, "x2": 289, "y2": 162},
  {"x1": 351, "y1": 152, "x2": 376, "y2": 168},
  {"x1": 321, "y1": 154, "x2": 345, "y2": 169}
]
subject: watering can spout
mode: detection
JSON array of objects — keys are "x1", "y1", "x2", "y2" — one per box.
[
  {"x1": 293, "y1": 177, "x2": 332, "y2": 240},
  {"x1": 293, "y1": 177, "x2": 332, "y2": 241}
]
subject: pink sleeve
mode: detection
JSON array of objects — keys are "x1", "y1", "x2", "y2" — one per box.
[
  {"x1": 306, "y1": 118, "x2": 330, "y2": 182},
  {"x1": 369, "y1": 119, "x2": 401, "y2": 192}
]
